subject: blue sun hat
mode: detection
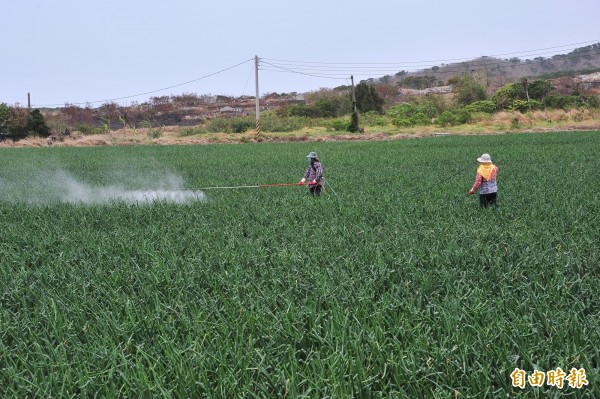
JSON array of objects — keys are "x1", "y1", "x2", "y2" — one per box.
[{"x1": 306, "y1": 151, "x2": 318, "y2": 159}]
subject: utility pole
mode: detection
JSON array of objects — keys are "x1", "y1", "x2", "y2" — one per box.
[
  {"x1": 349, "y1": 75, "x2": 359, "y2": 133},
  {"x1": 351, "y1": 75, "x2": 357, "y2": 113},
  {"x1": 255, "y1": 55, "x2": 260, "y2": 139},
  {"x1": 27, "y1": 93, "x2": 31, "y2": 110}
]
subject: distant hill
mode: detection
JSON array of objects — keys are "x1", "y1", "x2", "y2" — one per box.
[{"x1": 380, "y1": 43, "x2": 600, "y2": 90}]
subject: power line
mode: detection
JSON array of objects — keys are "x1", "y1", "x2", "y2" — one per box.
[
  {"x1": 262, "y1": 46, "x2": 600, "y2": 74},
  {"x1": 262, "y1": 39, "x2": 600, "y2": 66},
  {"x1": 260, "y1": 61, "x2": 348, "y2": 80},
  {"x1": 33, "y1": 58, "x2": 254, "y2": 107},
  {"x1": 401, "y1": 47, "x2": 600, "y2": 77},
  {"x1": 28, "y1": 40, "x2": 600, "y2": 107},
  {"x1": 260, "y1": 45, "x2": 600, "y2": 82},
  {"x1": 263, "y1": 47, "x2": 598, "y2": 72}
]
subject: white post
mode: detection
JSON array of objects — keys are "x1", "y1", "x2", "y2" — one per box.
[{"x1": 255, "y1": 55, "x2": 261, "y2": 138}]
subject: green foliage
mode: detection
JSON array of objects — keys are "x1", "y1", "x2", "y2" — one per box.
[
  {"x1": 398, "y1": 75, "x2": 438, "y2": 89},
  {"x1": 511, "y1": 116, "x2": 521, "y2": 128},
  {"x1": 355, "y1": 82, "x2": 384, "y2": 114},
  {"x1": 492, "y1": 83, "x2": 527, "y2": 110},
  {"x1": 537, "y1": 67, "x2": 600, "y2": 80},
  {"x1": 510, "y1": 99, "x2": 543, "y2": 113},
  {"x1": 283, "y1": 98, "x2": 350, "y2": 119},
  {"x1": 449, "y1": 75, "x2": 487, "y2": 106},
  {"x1": 543, "y1": 95, "x2": 575, "y2": 110},
  {"x1": 206, "y1": 116, "x2": 254, "y2": 133},
  {"x1": 435, "y1": 111, "x2": 457, "y2": 127},
  {"x1": 528, "y1": 80, "x2": 555, "y2": 100},
  {"x1": 464, "y1": 100, "x2": 496, "y2": 114},
  {"x1": 25, "y1": 109, "x2": 50, "y2": 137},
  {"x1": 585, "y1": 94, "x2": 600, "y2": 108},
  {"x1": 315, "y1": 98, "x2": 344, "y2": 118},
  {"x1": 0, "y1": 103, "x2": 10, "y2": 133},
  {"x1": 179, "y1": 126, "x2": 207, "y2": 136},
  {"x1": 435, "y1": 109, "x2": 472, "y2": 126},
  {"x1": 74, "y1": 124, "x2": 103, "y2": 135},
  {"x1": 322, "y1": 118, "x2": 349, "y2": 132},
  {"x1": 387, "y1": 102, "x2": 437, "y2": 127},
  {"x1": 347, "y1": 112, "x2": 359, "y2": 132},
  {"x1": 360, "y1": 110, "x2": 388, "y2": 127},
  {"x1": 284, "y1": 103, "x2": 322, "y2": 118},
  {"x1": 420, "y1": 94, "x2": 449, "y2": 115},
  {"x1": 260, "y1": 113, "x2": 310, "y2": 133},
  {"x1": 148, "y1": 129, "x2": 162, "y2": 139},
  {"x1": 543, "y1": 94, "x2": 599, "y2": 110}
]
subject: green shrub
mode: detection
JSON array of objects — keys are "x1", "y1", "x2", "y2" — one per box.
[
  {"x1": 393, "y1": 118, "x2": 415, "y2": 127},
  {"x1": 528, "y1": 80, "x2": 555, "y2": 100},
  {"x1": 361, "y1": 111, "x2": 388, "y2": 127},
  {"x1": 148, "y1": 129, "x2": 162, "y2": 139},
  {"x1": 74, "y1": 124, "x2": 103, "y2": 135},
  {"x1": 492, "y1": 83, "x2": 526, "y2": 110},
  {"x1": 511, "y1": 117, "x2": 520, "y2": 128},
  {"x1": 347, "y1": 112, "x2": 359, "y2": 132},
  {"x1": 464, "y1": 100, "x2": 496, "y2": 114},
  {"x1": 229, "y1": 118, "x2": 254, "y2": 133},
  {"x1": 284, "y1": 104, "x2": 321, "y2": 118},
  {"x1": 260, "y1": 114, "x2": 308, "y2": 132},
  {"x1": 205, "y1": 116, "x2": 254, "y2": 133},
  {"x1": 0, "y1": 103, "x2": 10, "y2": 133},
  {"x1": 387, "y1": 103, "x2": 436, "y2": 127},
  {"x1": 449, "y1": 75, "x2": 488, "y2": 106},
  {"x1": 323, "y1": 118, "x2": 349, "y2": 132},
  {"x1": 410, "y1": 112, "x2": 431, "y2": 126},
  {"x1": 179, "y1": 127, "x2": 207, "y2": 136},
  {"x1": 435, "y1": 111, "x2": 457, "y2": 127},
  {"x1": 435, "y1": 109, "x2": 471, "y2": 126},
  {"x1": 510, "y1": 99, "x2": 543, "y2": 113},
  {"x1": 541, "y1": 95, "x2": 599, "y2": 110},
  {"x1": 24, "y1": 109, "x2": 50, "y2": 137}
]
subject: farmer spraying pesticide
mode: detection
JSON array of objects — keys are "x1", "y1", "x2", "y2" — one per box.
[
  {"x1": 467, "y1": 153, "x2": 499, "y2": 208},
  {"x1": 299, "y1": 151, "x2": 323, "y2": 196}
]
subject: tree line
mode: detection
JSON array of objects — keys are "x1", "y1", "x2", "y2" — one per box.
[{"x1": 1, "y1": 74, "x2": 599, "y2": 138}]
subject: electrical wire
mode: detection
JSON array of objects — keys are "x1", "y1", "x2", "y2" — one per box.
[
  {"x1": 33, "y1": 58, "x2": 255, "y2": 108},
  {"x1": 262, "y1": 39, "x2": 600, "y2": 68},
  {"x1": 260, "y1": 41, "x2": 600, "y2": 81},
  {"x1": 263, "y1": 49, "x2": 600, "y2": 77},
  {"x1": 29, "y1": 39, "x2": 600, "y2": 107}
]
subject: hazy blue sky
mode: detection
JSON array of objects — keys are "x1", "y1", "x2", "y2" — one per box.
[{"x1": 2, "y1": 0, "x2": 599, "y2": 107}]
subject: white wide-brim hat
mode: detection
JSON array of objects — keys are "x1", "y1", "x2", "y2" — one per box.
[{"x1": 477, "y1": 153, "x2": 492, "y2": 163}]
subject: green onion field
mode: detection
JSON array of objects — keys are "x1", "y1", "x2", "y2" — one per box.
[{"x1": 1, "y1": 131, "x2": 598, "y2": 398}]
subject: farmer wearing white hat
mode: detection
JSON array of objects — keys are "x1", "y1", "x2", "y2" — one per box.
[
  {"x1": 299, "y1": 151, "x2": 324, "y2": 196},
  {"x1": 468, "y1": 153, "x2": 498, "y2": 207}
]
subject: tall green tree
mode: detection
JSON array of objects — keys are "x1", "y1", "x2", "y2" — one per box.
[
  {"x1": 25, "y1": 109, "x2": 50, "y2": 137},
  {"x1": 0, "y1": 103, "x2": 10, "y2": 134},
  {"x1": 315, "y1": 98, "x2": 343, "y2": 118},
  {"x1": 528, "y1": 80, "x2": 555, "y2": 100},
  {"x1": 491, "y1": 83, "x2": 526, "y2": 110},
  {"x1": 448, "y1": 75, "x2": 487, "y2": 106},
  {"x1": 355, "y1": 82, "x2": 384, "y2": 114}
]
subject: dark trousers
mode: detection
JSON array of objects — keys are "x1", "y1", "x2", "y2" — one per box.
[
  {"x1": 309, "y1": 185, "x2": 322, "y2": 196},
  {"x1": 479, "y1": 192, "x2": 497, "y2": 208}
]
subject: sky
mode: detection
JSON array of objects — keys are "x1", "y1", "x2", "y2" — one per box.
[{"x1": 2, "y1": 0, "x2": 599, "y2": 108}]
